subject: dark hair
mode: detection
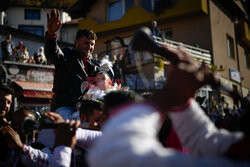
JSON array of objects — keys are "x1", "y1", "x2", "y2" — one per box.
[
  {"x1": 0, "y1": 85, "x2": 14, "y2": 96},
  {"x1": 75, "y1": 29, "x2": 97, "y2": 40},
  {"x1": 103, "y1": 90, "x2": 144, "y2": 117},
  {"x1": 80, "y1": 99, "x2": 103, "y2": 121}
]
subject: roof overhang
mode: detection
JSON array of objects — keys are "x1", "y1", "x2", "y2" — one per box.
[{"x1": 13, "y1": 81, "x2": 54, "y2": 99}]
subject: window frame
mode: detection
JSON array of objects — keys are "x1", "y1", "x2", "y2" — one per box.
[
  {"x1": 18, "y1": 25, "x2": 44, "y2": 36},
  {"x1": 140, "y1": 0, "x2": 160, "y2": 12},
  {"x1": 106, "y1": 0, "x2": 134, "y2": 22},
  {"x1": 226, "y1": 34, "x2": 235, "y2": 60},
  {"x1": 24, "y1": 9, "x2": 41, "y2": 20},
  {"x1": 245, "y1": 49, "x2": 250, "y2": 69}
]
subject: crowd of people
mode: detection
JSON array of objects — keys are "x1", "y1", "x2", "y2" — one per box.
[
  {"x1": 0, "y1": 8, "x2": 249, "y2": 167},
  {"x1": 1, "y1": 32, "x2": 125, "y2": 82},
  {"x1": 196, "y1": 94, "x2": 250, "y2": 132},
  {"x1": 1, "y1": 34, "x2": 47, "y2": 64}
]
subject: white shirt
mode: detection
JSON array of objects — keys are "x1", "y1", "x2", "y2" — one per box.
[
  {"x1": 21, "y1": 128, "x2": 102, "y2": 167},
  {"x1": 50, "y1": 99, "x2": 249, "y2": 167}
]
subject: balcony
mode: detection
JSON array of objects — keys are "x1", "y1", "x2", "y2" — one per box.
[
  {"x1": 238, "y1": 20, "x2": 250, "y2": 47},
  {"x1": 3, "y1": 60, "x2": 54, "y2": 83},
  {"x1": 78, "y1": 0, "x2": 209, "y2": 34},
  {"x1": 154, "y1": 36, "x2": 212, "y2": 65},
  {"x1": 123, "y1": 35, "x2": 212, "y2": 91}
]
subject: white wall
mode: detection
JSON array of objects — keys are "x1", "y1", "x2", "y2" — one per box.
[
  {"x1": 5, "y1": 7, "x2": 71, "y2": 36},
  {"x1": 6, "y1": 7, "x2": 48, "y2": 30}
]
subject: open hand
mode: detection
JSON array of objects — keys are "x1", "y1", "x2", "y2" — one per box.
[
  {"x1": 44, "y1": 112, "x2": 64, "y2": 124},
  {"x1": 47, "y1": 8, "x2": 62, "y2": 35}
]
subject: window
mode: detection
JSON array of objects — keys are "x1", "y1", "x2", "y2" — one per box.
[
  {"x1": 25, "y1": 9, "x2": 40, "y2": 20},
  {"x1": 226, "y1": 35, "x2": 235, "y2": 59},
  {"x1": 245, "y1": 50, "x2": 250, "y2": 69},
  {"x1": 19, "y1": 25, "x2": 44, "y2": 36},
  {"x1": 107, "y1": 0, "x2": 134, "y2": 21},
  {"x1": 141, "y1": 0, "x2": 160, "y2": 12}
]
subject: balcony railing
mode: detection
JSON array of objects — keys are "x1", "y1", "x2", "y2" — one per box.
[
  {"x1": 154, "y1": 36, "x2": 212, "y2": 65},
  {"x1": 3, "y1": 61, "x2": 55, "y2": 83}
]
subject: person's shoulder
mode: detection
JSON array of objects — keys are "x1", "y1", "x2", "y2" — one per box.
[
  {"x1": 62, "y1": 46, "x2": 72, "y2": 52},
  {"x1": 62, "y1": 47, "x2": 76, "y2": 52},
  {"x1": 62, "y1": 47, "x2": 81, "y2": 61},
  {"x1": 62, "y1": 47, "x2": 78, "y2": 55}
]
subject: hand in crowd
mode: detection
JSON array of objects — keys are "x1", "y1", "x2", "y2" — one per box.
[
  {"x1": 44, "y1": 112, "x2": 65, "y2": 124},
  {"x1": 0, "y1": 117, "x2": 8, "y2": 127},
  {"x1": 44, "y1": 112, "x2": 81, "y2": 149},
  {"x1": 151, "y1": 46, "x2": 220, "y2": 111},
  {"x1": 54, "y1": 119, "x2": 80, "y2": 150},
  {"x1": 0, "y1": 124, "x2": 23, "y2": 152},
  {"x1": 47, "y1": 8, "x2": 62, "y2": 35}
]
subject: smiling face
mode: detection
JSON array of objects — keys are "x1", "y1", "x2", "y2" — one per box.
[
  {"x1": 75, "y1": 36, "x2": 95, "y2": 58},
  {"x1": 0, "y1": 92, "x2": 12, "y2": 117}
]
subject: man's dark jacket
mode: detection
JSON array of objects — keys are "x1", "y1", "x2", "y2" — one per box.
[
  {"x1": 1, "y1": 40, "x2": 14, "y2": 61},
  {"x1": 45, "y1": 32, "x2": 99, "y2": 111}
]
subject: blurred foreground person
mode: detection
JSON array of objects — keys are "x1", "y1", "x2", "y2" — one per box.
[{"x1": 87, "y1": 46, "x2": 249, "y2": 167}]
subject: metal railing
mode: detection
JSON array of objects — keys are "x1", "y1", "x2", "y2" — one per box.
[{"x1": 153, "y1": 36, "x2": 212, "y2": 65}]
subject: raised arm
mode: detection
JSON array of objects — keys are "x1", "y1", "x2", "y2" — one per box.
[
  {"x1": 47, "y1": 9, "x2": 62, "y2": 36},
  {"x1": 150, "y1": 46, "x2": 243, "y2": 156},
  {"x1": 45, "y1": 9, "x2": 64, "y2": 66}
]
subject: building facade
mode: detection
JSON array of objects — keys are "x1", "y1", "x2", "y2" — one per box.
[
  {"x1": 3, "y1": 6, "x2": 71, "y2": 37},
  {"x1": 70, "y1": 0, "x2": 249, "y2": 107},
  {"x1": 0, "y1": 3, "x2": 74, "y2": 112}
]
